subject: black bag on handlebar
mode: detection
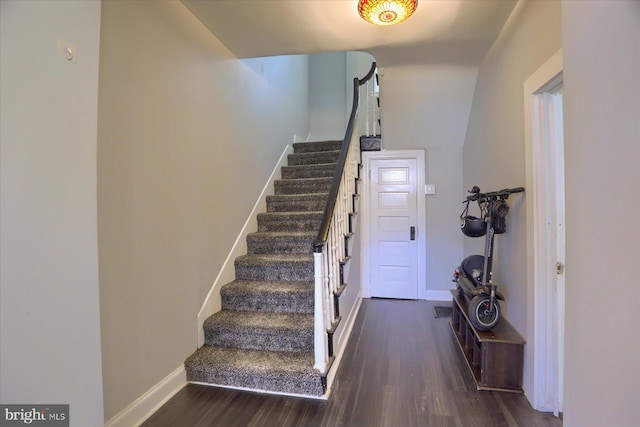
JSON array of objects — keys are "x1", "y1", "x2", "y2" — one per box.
[{"x1": 492, "y1": 199, "x2": 510, "y2": 234}]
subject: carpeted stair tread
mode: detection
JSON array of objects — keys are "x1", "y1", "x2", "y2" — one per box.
[
  {"x1": 274, "y1": 177, "x2": 333, "y2": 195},
  {"x1": 185, "y1": 345, "x2": 323, "y2": 396},
  {"x1": 281, "y1": 163, "x2": 337, "y2": 179},
  {"x1": 235, "y1": 253, "x2": 314, "y2": 281},
  {"x1": 204, "y1": 310, "x2": 313, "y2": 353},
  {"x1": 293, "y1": 140, "x2": 343, "y2": 153},
  {"x1": 288, "y1": 150, "x2": 341, "y2": 166},
  {"x1": 266, "y1": 193, "x2": 329, "y2": 212},
  {"x1": 221, "y1": 280, "x2": 313, "y2": 313},
  {"x1": 246, "y1": 231, "x2": 316, "y2": 254},
  {"x1": 235, "y1": 253, "x2": 314, "y2": 263},
  {"x1": 257, "y1": 211, "x2": 324, "y2": 232}
]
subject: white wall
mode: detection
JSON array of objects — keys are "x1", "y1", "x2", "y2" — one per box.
[
  {"x1": 97, "y1": 0, "x2": 309, "y2": 421},
  {"x1": 309, "y1": 52, "x2": 347, "y2": 141},
  {"x1": 0, "y1": 1, "x2": 105, "y2": 426},
  {"x1": 561, "y1": 2, "x2": 640, "y2": 426},
  {"x1": 461, "y1": 0, "x2": 562, "y2": 397},
  {"x1": 381, "y1": 64, "x2": 478, "y2": 298}
]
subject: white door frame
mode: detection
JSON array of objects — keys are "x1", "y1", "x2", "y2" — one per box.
[
  {"x1": 524, "y1": 49, "x2": 565, "y2": 413},
  {"x1": 361, "y1": 150, "x2": 426, "y2": 300}
]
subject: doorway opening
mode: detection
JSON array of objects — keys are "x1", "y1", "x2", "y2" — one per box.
[{"x1": 524, "y1": 49, "x2": 565, "y2": 416}]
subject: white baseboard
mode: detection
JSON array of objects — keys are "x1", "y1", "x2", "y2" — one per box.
[
  {"x1": 325, "y1": 291, "x2": 363, "y2": 396},
  {"x1": 425, "y1": 289, "x2": 455, "y2": 302},
  {"x1": 196, "y1": 144, "x2": 294, "y2": 347},
  {"x1": 189, "y1": 381, "x2": 327, "y2": 401},
  {"x1": 105, "y1": 366, "x2": 186, "y2": 427},
  {"x1": 293, "y1": 133, "x2": 310, "y2": 143}
]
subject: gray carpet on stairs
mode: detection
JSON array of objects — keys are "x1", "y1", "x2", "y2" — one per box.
[{"x1": 185, "y1": 140, "x2": 343, "y2": 397}]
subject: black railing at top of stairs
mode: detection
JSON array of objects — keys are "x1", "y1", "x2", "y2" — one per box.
[{"x1": 313, "y1": 61, "x2": 377, "y2": 252}]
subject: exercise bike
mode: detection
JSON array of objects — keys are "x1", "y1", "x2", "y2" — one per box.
[{"x1": 453, "y1": 186, "x2": 524, "y2": 331}]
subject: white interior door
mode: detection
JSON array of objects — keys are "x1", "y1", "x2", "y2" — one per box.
[
  {"x1": 369, "y1": 158, "x2": 418, "y2": 299},
  {"x1": 549, "y1": 89, "x2": 565, "y2": 416},
  {"x1": 532, "y1": 85, "x2": 565, "y2": 415}
]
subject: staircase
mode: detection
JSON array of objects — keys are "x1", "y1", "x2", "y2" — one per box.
[{"x1": 184, "y1": 140, "x2": 343, "y2": 397}]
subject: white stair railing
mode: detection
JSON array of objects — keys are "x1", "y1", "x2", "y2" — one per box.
[{"x1": 313, "y1": 62, "x2": 377, "y2": 377}]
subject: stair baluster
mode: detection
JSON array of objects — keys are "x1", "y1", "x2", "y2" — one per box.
[{"x1": 313, "y1": 61, "x2": 377, "y2": 378}]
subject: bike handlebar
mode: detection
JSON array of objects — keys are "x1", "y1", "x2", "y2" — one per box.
[{"x1": 465, "y1": 187, "x2": 524, "y2": 202}]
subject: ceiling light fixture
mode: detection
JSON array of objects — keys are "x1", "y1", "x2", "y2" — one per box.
[{"x1": 357, "y1": 0, "x2": 418, "y2": 26}]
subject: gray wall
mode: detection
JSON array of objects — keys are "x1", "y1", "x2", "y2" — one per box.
[
  {"x1": 461, "y1": 0, "x2": 562, "y2": 395},
  {"x1": 380, "y1": 64, "x2": 478, "y2": 298},
  {"x1": 463, "y1": 0, "x2": 640, "y2": 424},
  {"x1": 561, "y1": 1, "x2": 639, "y2": 426},
  {"x1": 308, "y1": 50, "x2": 377, "y2": 143},
  {"x1": 97, "y1": 0, "x2": 309, "y2": 420},
  {"x1": 0, "y1": 1, "x2": 105, "y2": 426},
  {"x1": 309, "y1": 52, "x2": 348, "y2": 141}
]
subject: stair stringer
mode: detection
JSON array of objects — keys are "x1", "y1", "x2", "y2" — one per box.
[
  {"x1": 196, "y1": 144, "x2": 294, "y2": 347},
  {"x1": 324, "y1": 291, "x2": 362, "y2": 395}
]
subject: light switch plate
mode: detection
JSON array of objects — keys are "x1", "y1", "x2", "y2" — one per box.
[{"x1": 425, "y1": 184, "x2": 436, "y2": 195}]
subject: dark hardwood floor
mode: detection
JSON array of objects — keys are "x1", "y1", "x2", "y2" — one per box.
[{"x1": 142, "y1": 299, "x2": 562, "y2": 427}]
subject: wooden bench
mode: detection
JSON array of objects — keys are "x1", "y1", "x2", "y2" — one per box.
[{"x1": 450, "y1": 290, "x2": 525, "y2": 393}]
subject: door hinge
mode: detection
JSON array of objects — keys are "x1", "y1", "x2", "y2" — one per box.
[{"x1": 556, "y1": 262, "x2": 565, "y2": 275}]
